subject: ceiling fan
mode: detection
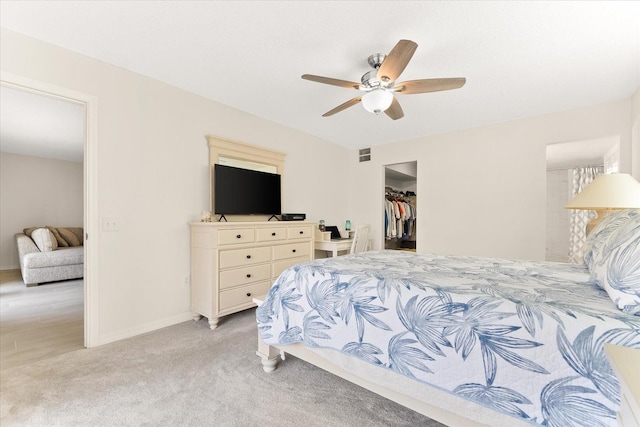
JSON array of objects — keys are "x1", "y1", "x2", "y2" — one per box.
[{"x1": 302, "y1": 39, "x2": 466, "y2": 120}]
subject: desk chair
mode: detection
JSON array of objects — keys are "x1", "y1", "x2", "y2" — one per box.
[{"x1": 350, "y1": 224, "x2": 371, "y2": 254}]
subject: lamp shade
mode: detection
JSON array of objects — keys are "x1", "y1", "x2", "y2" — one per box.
[
  {"x1": 362, "y1": 89, "x2": 393, "y2": 114},
  {"x1": 564, "y1": 173, "x2": 640, "y2": 210}
]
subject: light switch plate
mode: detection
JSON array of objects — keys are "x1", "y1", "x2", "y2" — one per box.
[{"x1": 102, "y1": 217, "x2": 119, "y2": 231}]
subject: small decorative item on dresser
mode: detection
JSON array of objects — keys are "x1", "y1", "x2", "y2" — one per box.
[
  {"x1": 201, "y1": 211, "x2": 212, "y2": 222},
  {"x1": 345, "y1": 219, "x2": 351, "y2": 231},
  {"x1": 319, "y1": 220, "x2": 325, "y2": 231}
]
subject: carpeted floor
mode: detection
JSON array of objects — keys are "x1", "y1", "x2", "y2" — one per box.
[{"x1": 0, "y1": 308, "x2": 444, "y2": 427}]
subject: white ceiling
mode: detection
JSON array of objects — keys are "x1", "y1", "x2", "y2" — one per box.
[
  {"x1": 0, "y1": 85, "x2": 85, "y2": 162},
  {"x1": 546, "y1": 136, "x2": 618, "y2": 171},
  {"x1": 1, "y1": 1, "x2": 639, "y2": 157}
]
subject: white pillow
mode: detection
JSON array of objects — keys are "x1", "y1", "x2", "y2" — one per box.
[
  {"x1": 583, "y1": 209, "x2": 634, "y2": 272},
  {"x1": 30, "y1": 227, "x2": 58, "y2": 252},
  {"x1": 593, "y1": 209, "x2": 640, "y2": 315}
]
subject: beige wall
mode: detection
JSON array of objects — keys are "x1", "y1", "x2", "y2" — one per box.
[
  {"x1": 1, "y1": 28, "x2": 350, "y2": 345},
  {"x1": 348, "y1": 98, "x2": 635, "y2": 261},
  {"x1": 0, "y1": 152, "x2": 83, "y2": 269}
]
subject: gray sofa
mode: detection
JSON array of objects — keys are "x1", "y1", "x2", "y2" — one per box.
[{"x1": 15, "y1": 226, "x2": 84, "y2": 287}]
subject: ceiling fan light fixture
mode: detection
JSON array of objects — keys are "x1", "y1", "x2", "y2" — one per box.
[
  {"x1": 302, "y1": 39, "x2": 466, "y2": 119},
  {"x1": 362, "y1": 89, "x2": 393, "y2": 114}
]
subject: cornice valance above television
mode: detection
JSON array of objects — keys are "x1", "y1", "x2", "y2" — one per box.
[{"x1": 206, "y1": 135, "x2": 286, "y2": 221}]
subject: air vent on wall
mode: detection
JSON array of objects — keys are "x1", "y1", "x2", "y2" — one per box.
[{"x1": 359, "y1": 148, "x2": 371, "y2": 162}]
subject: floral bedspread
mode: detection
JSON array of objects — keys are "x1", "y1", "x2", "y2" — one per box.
[{"x1": 256, "y1": 250, "x2": 640, "y2": 426}]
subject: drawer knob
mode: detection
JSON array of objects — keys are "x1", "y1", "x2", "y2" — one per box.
[
  {"x1": 246, "y1": 255, "x2": 251, "y2": 259},
  {"x1": 272, "y1": 232, "x2": 276, "y2": 236},
  {"x1": 246, "y1": 274, "x2": 251, "y2": 278},
  {"x1": 292, "y1": 249, "x2": 296, "y2": 253},
  {"x1": 246, "y1": 292, "x2": 251, "y2": 297},
  {"x1": 299, "y1": 231, "x2": 303, "y2": 234},
  {"x1": 236, "y1": 234, "x2": 242, "y2": 239}
]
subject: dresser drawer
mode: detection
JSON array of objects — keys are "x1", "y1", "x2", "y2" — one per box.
[
  {"x1": 287, "y1": 226, "x2": 313, "y2": 240},
  {"x1": 218, "y1": 229, "x2": 256, "y2": 246},
  {"x1": 273, "y1": 256, "x2": 309, "y2": 278},
  {"x1": 273, "y1": 242, "x2": 311, "y2": 261},
  {"x1": 219, "y1": 264, "x2": 271, "y2": 290},
  {"x1": 219, "y1": 246, "x2": 271, "y2": 269},
  {"x1": 256, "y1": 227, "x2": 287, "y2": 242},
  {"x1": 219, "y1": 281, "x2": 271, "y2": 311}
]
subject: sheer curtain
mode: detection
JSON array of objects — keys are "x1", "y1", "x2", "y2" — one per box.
[{"x1": 568, "y1": 166, "x2": 603, "y2": 264}]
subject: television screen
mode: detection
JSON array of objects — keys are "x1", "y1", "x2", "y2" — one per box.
[{"x1": 214, "y1": 164, "x2": 281, "y2": 215}]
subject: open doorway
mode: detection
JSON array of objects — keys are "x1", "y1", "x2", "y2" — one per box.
[
  {"x1": 0, "y1": 79, "x2": 93, "y2": 367},
  {"x1": 384, "y1": 161, "x2": 417, "y2": 251},
  {"x1": 545, "y1": 137, "x2": 619, "y2": 263}
]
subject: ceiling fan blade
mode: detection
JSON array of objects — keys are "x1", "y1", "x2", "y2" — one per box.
[
  {"x1": 302, "y1": 74, "x2": 361, "y2": 90},
  {"x1": 377, "y1": 39, "x2": 418, "y2": 84},
  {"x1": 322, "y1": 96, "x2": 362, "y2": 117},
  {"x1": 394, "y1": 78, "x2": 466, "y2": 94},
  {"x1": 384, "y1": 97, "x2": 404, "y2": 120}
]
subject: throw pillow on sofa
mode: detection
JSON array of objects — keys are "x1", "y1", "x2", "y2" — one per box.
[
  {"x1": 58, "y1": 227, "x2": 81, "y2": 246},
  {"x1": 67, "y1": 227, "x2": 84, "y2": 245},
  {"x1": 31, "y1": 228, "x2": 58, "y2": 252},
  {"x1": 23, "y1": 227, "x2": 43, "y2": 237},
  {"x1": 46, "y1": 226, "x2": 69, "y2": 247}
]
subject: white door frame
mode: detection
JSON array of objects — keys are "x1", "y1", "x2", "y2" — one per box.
[{"x1": 1, "y1": 71, "x2": 99, "y2": 348}]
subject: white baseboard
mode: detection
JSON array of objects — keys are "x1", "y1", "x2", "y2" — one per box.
[{"x1": 96, "y1": 311, "x2": 194, "y2": 346}]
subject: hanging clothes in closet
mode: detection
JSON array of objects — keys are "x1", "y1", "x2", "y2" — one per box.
[{"x1": 384, "y1": 191, "x2": 416, "y2": 241}]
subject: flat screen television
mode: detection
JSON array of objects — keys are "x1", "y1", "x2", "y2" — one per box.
[{"x1": 214, "y1": 164, "x2": 281, "y2": 218}]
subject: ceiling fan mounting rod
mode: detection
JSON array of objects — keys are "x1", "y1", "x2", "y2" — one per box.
[{"x1": 367, "y1": 53, "x2": 386, "y2": 69}]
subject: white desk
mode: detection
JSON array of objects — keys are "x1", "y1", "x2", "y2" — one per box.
[{"x1": 315, "y1": 239, "x2": 353, "y2": 258}]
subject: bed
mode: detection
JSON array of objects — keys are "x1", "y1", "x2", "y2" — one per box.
[{"x1": 256, "y1": 209, "x2": 640, "y2": 427}]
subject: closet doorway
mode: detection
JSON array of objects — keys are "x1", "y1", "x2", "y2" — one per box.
[{"x1": 384, "y1": 161, "x2": 417, "y2": 251}]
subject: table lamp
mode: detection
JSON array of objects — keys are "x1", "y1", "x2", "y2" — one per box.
[{"x1": 564, "y1": 173, "x2": 640, "y2": 234}]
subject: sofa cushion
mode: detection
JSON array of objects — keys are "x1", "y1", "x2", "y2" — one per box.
[
  {"x1": 23, "y1": 246, "x2": 84, "y2": 268},
  {"x1": 46, "y1": 226, "x2": 69, "y2": 247},
  {"x1": 58, "y1": 227, "x2": 81, "y2": 246},
  {"x1": 30, "y1": 228, "x2": 58, "y2": 252}
]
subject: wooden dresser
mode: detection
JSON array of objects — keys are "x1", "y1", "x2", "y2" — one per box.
[{"x1": 189, "y1": 221, "x2": 315, "y2": 329}]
